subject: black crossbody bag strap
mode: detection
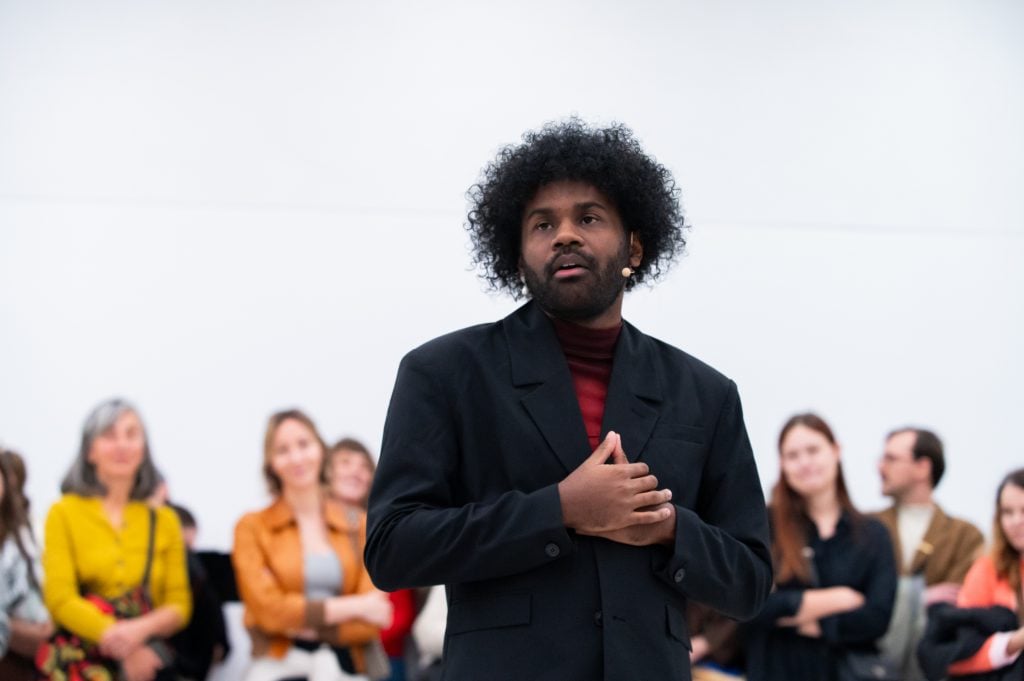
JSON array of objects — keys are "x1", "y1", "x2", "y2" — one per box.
[{"x1": 142, "y1": 507, "x2": 156, "y2": 591}]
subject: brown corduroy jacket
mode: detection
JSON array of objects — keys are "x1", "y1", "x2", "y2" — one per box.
[
  {"x1": 232, "y1": 497, "x2": 380, "y2": 669},
  {"x1": 874, "y1": 504, "x2": 984, "y2": 584}
]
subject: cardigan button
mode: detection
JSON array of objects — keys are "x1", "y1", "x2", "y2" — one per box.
[
  {"x1": 673, "y1": 568, "x2": 686, "y2": 583},
  {"x1": 544, "y1": 543, "x2": 560, "y2": 558}
]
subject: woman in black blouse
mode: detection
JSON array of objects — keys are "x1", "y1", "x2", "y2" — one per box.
[{"x1": 745, "y1": 413, "x2": 896, "y2": 681}]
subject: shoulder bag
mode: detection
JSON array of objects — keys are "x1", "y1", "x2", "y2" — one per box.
[{"x1": 36, "y1": 508, "x2": 179, "y2": 681}]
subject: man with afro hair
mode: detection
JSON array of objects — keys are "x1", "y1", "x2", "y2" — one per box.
[{"x1": 366, "y1": 118, "x2": 771, "y2": 681}]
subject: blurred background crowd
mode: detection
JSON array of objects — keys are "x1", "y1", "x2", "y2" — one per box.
[{"x1": 2, "y1": 398, "x2": 1021, "y2": 680}]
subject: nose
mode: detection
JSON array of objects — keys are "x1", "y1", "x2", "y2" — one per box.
[{"x1": 552, "y1": 218, "x2": 583, "y2": 249}]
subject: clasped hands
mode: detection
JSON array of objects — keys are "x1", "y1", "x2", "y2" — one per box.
[
  {"x1": 558, "y1": 431, "x2": 676, "y2": 547},
  {"x1": 99, "y1": 618, "x2": 164, "y2": 681}
]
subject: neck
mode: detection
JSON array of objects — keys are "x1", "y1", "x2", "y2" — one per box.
[
  {"x1": 283, "y1": 485, "x2": 323, "y2": 513},
  {"x1": 804, "y1": 487, "x2": 840, "y2": 522},
  {"x1": 897, "y1": 484, "x2": 934, "y2": 507},
  {"x1": 548, "y1": 294, "x2": 624, "y2": 330},
  {"x1": 100, "y1": 477, "x2": 133, "y2": 507}
]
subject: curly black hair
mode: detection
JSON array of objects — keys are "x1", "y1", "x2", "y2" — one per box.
[{"x1": 466, "y1": 117, "x2": 687, "y2": 298}]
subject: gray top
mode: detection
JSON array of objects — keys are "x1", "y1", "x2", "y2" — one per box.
[{"x1": 304, "y1": 551, "x2": 343, "y2": 600}]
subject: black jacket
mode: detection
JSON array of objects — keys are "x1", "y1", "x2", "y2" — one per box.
[
  {"x1": 917, "y1": 603, "x2": 1022, "y2": 681},
  {"x1": 365, "y1": 302, "x2": 772, "y2": 681},
  {"x1": 743, "y1": 513, "x2": 897, "y2": 681}
]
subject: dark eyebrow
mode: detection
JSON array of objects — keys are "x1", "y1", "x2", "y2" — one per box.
[{"x1": 523, "y1": 201, "x2": 609, "y2": 221}]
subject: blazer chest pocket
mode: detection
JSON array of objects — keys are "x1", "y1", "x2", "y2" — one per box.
[
  {"x1": 448, "y1": 593, "x2": 531, "y2": 635},
  {"x1": 650, "y1": 422, "x2": 705, "y2": 445}
]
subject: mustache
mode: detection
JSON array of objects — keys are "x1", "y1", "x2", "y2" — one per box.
[{"x1": 545, "y1": 247, "x2": 597, "y2": 277}]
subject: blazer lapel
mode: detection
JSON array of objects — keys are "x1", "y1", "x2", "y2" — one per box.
[
  {"x1": 908, "y1": 505, "x2": 947, "y2": 575},
  {"x1": 505, "y1": 303, "x2": 591, "y2": 474},
  {"x1": 600, "y1": 320, "x2": 663, "y2": 463}
]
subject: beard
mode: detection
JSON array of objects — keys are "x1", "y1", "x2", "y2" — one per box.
[{"x1": 521, "y1": 240, "x2": 630, "y2": 323}]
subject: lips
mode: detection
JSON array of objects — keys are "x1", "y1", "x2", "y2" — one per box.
[{"x1": 549, "y1": 252, "x2": 593, "y2": 279}]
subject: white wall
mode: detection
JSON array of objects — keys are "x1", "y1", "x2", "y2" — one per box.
[{"x1": 2, "y1": 0, "x2": 1022, "y2": 554}]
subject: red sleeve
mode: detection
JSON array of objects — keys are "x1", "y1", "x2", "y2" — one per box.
[{"x1": 380, "y1": 589, "x2": 417, "y2": 656}]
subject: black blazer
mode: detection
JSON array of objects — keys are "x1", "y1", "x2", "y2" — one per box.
[{"x1": 366, "y1": 302, "x2": 772, "y2": 681}]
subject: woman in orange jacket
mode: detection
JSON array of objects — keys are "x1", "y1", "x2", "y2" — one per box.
[
  {"x1": 233, "y1": 409, "x2": 392, "y2": 681},
  {"x1": 948, "y1": 468, "x2": 1024, "y2": 676}
]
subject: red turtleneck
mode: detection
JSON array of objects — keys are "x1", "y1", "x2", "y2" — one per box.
[{"x1": 550, "y1": 317, "x2": 622, "y2": 450}]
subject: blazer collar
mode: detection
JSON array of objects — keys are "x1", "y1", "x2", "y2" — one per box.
[{"x1": 503, "y1": 301, "x2": 664, "y2": 471}]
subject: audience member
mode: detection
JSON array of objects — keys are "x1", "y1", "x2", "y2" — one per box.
[
  {"x1": 40, "y1": 398, "x2": 191, "y2": 681},
  {"x1": 409, "y1": 585, "x2": 446, "y2": 681},
  {"x1": 688, "y1": 602, "x2": 745, "y2": 680},
  {"x1": 328, "y1": 437, "x2": 415, "y2": 681},
  {"x1": 875, "y1": 427, "x2": 984, "y2": 679},
  {"x1": 0, "y1": 448, "x2": 52, "y2": 680},
  {"x1": 232, "y1": 410, "x2": 391, "y2": 681},
  {"x1": 168, "y1": 502, "x2": 231, "y2": 681},
  {"x1": 944, "y1": 468, "x2": 1024, "y2": 677},
  {"x1": 744, "y1": 413, "x2": 897, "y2": 681}
]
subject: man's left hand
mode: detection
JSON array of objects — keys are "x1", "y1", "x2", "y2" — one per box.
[{"x1": 579, "y1": 502, "x2": 676, "y2": 546}]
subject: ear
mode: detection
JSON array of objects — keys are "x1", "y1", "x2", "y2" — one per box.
[
  {"x1": 629, "y1": 232, "x2": 643, "y2": 268},
  {"x1": 913, "y1": 456, "x2": 932, "y2": 484}
]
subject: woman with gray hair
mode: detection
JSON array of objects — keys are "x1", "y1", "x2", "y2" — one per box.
[{"x1": 39, "y1": 398, "x2": 191, "y2": 681}]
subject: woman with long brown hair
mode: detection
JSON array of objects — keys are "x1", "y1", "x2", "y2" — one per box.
[
  {"x1": 947, "y1": 468, "x2": 1024, "y2": 676},
  {"x1": 744, "y1": 413, "x2": 897, "y2": 681},
  {"x1": 0, "y1": 448, "x2": 52, "y2": 678}
]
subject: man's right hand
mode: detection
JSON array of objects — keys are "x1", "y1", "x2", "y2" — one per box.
[{"x1": 557, "y1": 431, "x2": 672, "y2": 533}]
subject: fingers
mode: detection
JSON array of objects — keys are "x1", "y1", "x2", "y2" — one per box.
[
  {"x1": 628, "y1": 505, "x2": 673, "y2": 526},
  {"x1": 626, "y1": 471, "x2": 658, "y2": 492},
  {"x1": 633, "y1": 489, "x2": 672, "y2": 508},
  {"x1": 609, "y1": 432, "x2": 628, "y2": 464},
  {"x1": 587, "y1": 431, "x2": 619, "y2": 463}
]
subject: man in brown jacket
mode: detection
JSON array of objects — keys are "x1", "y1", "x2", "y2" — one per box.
[{"x1": 875, "y1": 427, "x2": 985, "y2": 681}]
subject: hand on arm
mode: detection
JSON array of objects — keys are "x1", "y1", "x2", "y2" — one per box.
[
  {"x1": 689, "y1": 634, "x2": 709, "y2": 662},
  {"x1": 7, "y1": 618, "x2": 54, "y2": 657},
  {"x1": 325, "y1": 590, "x2": 394, "y2": 629},
  {"x1": 559, "y1": 432, "x2": 672, "y2": 536},
  {"x1": 120, "y1": 644, "x2": 164, "y2": 681},
  {"x1": 1008, "y1": 626, "x2": 1024, "y2": 656},
  {"x1": 924, "y1": 581, "x2": 961, "y2": 606},
  {"x1": 98, "y1": 607, "x2": 182, "y2": 660}
]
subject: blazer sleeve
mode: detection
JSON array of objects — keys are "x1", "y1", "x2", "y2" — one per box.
[
  {"x1": 365, "y1": 353, "x2": 574, "y2": 591},
  {"x1": 818, "y1": 519, "x2": 897, "y2": 645},
  {"x1": 42, "y1": 501, "x2": 117, "y2": 643},
  {"x1": 651, "y1": 381, "x2": 773, "y2": 620}
]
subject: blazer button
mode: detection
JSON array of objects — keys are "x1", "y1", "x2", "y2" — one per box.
[
  {"x1": 594, "y1": 611, "x2": 603, "y2": 627},
  {"x1": 673, "y1": 568, "x2": 686, "y2": 583},
  {"x1": 545, "y1": 543, "x2": 560, "y2": 558}
]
